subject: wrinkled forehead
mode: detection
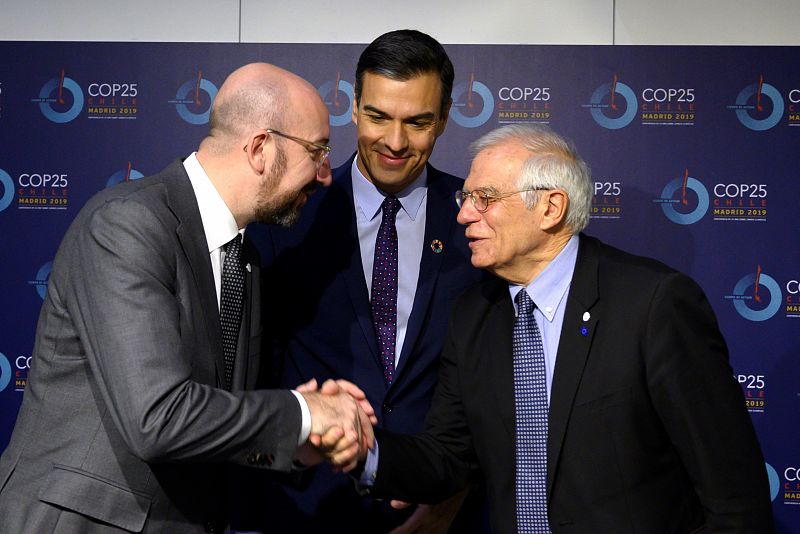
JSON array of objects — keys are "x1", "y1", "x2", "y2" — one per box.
[{"x1": 466, "y1": 145, "x2": 527, "y2": 190}]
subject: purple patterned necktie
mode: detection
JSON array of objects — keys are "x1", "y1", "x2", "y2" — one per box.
[
  {"x1": 220, "y1": 234, "x2": 244, "y2": 391},
  {"x1": 371, "y1": 196, "x2": 401, "y2": 384},
  {"x1": 513, "y1": 288, "x2": 551, "y2": 533}
]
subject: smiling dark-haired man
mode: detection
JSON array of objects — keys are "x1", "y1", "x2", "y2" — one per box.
[{"x1": 244, "y1": 30, "x2": 486, "y2": 533}]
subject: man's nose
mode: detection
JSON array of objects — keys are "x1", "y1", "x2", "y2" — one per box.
[{"x1": 383, "y1": 122, "x2": 409, "y2": 153}]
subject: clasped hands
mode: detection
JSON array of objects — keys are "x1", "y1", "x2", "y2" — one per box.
[{"x1": 296, "y1": 378, "x2": 376, "y2": 472}]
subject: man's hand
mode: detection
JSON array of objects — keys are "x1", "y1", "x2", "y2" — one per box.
[
  {"x1": 299, "y1": 378, "x2": 375, "y2": 471},
  {"x1": 387, "y1": 487, "x2": 471, "y2": 534},
  {"x1": 298, "y1": 378, "x2": 378, "y2": 426}
]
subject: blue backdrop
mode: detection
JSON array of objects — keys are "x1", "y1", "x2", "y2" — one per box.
[{"x1": 0, "y1": 42, "x2": 797, "y2": 531}]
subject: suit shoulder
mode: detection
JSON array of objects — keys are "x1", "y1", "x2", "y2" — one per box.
[
  {"x1": 427, "y1": 164, "x2": 464, "y2": 192},
  {"x1": 451, "y1": 275, "x2": 507, "y2": 317},
  {"x1": 86, "y1": 178, "x2": 170, "y2": 218},
  {"x1": 87, "y1": 162, "x2": 181, "y2": 208},
  {"x1": 73, "y1": 168, "x2": 182, "y2": 244},
  {"x1": 586, "y1": 235, "x2": 705, "y2": 295},
  {"x1": 592, "y1": 236, "x2": 678, "y2": 277}
]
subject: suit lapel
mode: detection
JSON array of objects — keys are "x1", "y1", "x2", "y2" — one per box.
[
  {"x1": 393, "y1": 166, "x2": 460, "y2": 383},
  {"x1": 479, "y1": 278, "x2": 517, "y2": 438},
  {"x1": 336, "y1": 163, "x2": 381, "y2": 362},
  {"x1": 167, "y1": 162, "x2": 226, "y2": 386},
  {"x1": 547, "y1": 234, "x2": 600, "y2": 499}
]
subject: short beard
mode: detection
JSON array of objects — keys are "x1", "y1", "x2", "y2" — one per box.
[{"x1": 253, "y1": 146, "x2": 304, "y2": 227}]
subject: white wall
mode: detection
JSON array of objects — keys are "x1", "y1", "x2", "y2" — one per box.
[{"x1": 1, "y1": 0, "x2": 798, "y2": 44}]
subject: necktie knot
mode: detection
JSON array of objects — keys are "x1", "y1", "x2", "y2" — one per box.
[
  {"x1": 225, "y1": 233, "x2": 242, "y2": 259},
  {"x1": 381, "y1": 196, "x2": 401, "y2": 221},
  {"x1": 516, "y1": 288, "x2": 535, "y2": 315}
]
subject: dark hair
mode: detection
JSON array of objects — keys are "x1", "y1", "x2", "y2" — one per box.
[{"x1": 355, "y1": 29, "x2": 454, "y2": 116}]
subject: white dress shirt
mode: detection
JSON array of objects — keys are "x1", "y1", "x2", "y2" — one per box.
[{"x1": 184, "y1": 153, "x2": 310, "y2": 446}]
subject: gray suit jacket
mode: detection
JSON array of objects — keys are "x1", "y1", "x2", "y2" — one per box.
[{"x1": 0, "y1": 160, "x2": 301, "y2": 533}]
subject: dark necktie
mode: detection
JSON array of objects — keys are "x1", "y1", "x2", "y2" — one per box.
[
  {"x1": 371, "y1": 197, "x2": 401, "y2": 384},
  {"x1": 220, "y1": 233, "x2": 244, "y2": 391},
  {"x1": 513, "y1": 288, "x2": 551, "y2": 533}
]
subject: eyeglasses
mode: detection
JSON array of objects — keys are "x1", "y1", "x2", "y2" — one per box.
[
  {"x1": 268, "y1": 129, "x2": 331, "y2": 169},
  {"x1": 245, "y1": 129, "x2": 332, "y2": 170},
  {"x1": 455, "y1": 187, "x2": 551, "y2": 213}
]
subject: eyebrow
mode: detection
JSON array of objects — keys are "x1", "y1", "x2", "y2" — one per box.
[
  {"x1": 479, "y1": 185, "x2": 501, "y2": 195},
  {"x1": 362, "y1": 105, "x2": 437, "y2": 123}
]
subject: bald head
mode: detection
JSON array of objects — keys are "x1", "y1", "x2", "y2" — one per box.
[{"x1": 202, "y1": 62, "x2": 324, "y2": 154}]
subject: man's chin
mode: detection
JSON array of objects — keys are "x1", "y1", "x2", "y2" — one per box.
[
  {"x1": 272, "y1": 207, "x2": 301, "y2": 227},
  {"x1": 256, "y1": 203, "x2": 300, "y2": 227},
  {"x1": 256, "y1": 187, "x2": 317, "y2": 227}
]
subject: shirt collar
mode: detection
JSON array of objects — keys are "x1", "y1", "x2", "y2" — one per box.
[
  {"x1": 183, "y1": 152, "x2": 241, "y2": 253},
  {"x1": 351, "y1": 154, "x2": 428, "y2": 222},
  {"x1": 509, "y1": 234, "x2": 580, "y2": 322}
]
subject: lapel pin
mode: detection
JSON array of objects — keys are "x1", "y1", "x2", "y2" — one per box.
[
  {"x1": 245, "y1": 263, "x2": 251, "y2": 272},
  {"x1": 582, "y1": 311, "x2": 590, "y2": 322},
  {"x1": 580, "y1": 326, "x2": 589, "y2": 337},
  {"x1": 430, "y1": 239, "x2": 443, "y2": 254}
]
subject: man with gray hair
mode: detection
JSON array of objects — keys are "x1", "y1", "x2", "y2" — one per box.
[{"x1": 355, "y1": 124, "x2": 773, "y2": 532}]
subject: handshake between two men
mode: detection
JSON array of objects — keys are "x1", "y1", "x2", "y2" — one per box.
[{"x1": 295, "y1": 378, "x2": 376, "y2": 472}]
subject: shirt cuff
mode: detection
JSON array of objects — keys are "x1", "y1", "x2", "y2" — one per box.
[
  {"x1": 359, "y1": 440, "x2": 379, "y2": 487},
  {"x1": 291, "y1": 390, "x2": 311, "y2": 446}
]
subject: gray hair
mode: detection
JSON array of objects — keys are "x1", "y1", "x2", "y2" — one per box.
[{"x1": 469, "y1": 124, "x2": 592, "y2": 233}]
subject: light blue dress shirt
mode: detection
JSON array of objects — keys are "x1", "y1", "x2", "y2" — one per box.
[
  {"x1": 352, "y1": 156, "x2": 428, "y2": 366},
  {"x1": 508, "y1": 233, "x2": 579, "y2": 404}
]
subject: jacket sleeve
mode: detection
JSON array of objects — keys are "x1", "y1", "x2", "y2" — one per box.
[
  {"x1": 644, "y1": 272, "x2": 774, "y2": 531},
  {"x1": 371, "y1": 313, "x2": 478, "y2": 503},
  {"x1": 65, "y1": 195, "x2": 301, "y2": 471}
]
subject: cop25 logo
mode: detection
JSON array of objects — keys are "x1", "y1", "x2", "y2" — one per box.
[
  {"x1": 0, "y1": 352, "x2": 11, "y2": 392},
  {"x1": 766, "y1": 463, "x2": 780, "y2": 501},
  {"x1": 36, "y1": 70, "x2": 84, "y2": 123},
  {"x1": 586, "y1": 74, "x2": 638, "y2": 130},
  {"x1": 106, "y1": 163, "x2": 144, "y2": 188},
  {"x1": 170, "y1": 71, "x2": 218, "y2": 125},
  {"x1": 30, "y1": 261, "x2": 53, "y2": 300},
  {"x1": 0, "y1": 167, "x2": 14, "y2": 212},
  {"x1": 655, "y1": 169, "x2": 709, "y2": 225},
  {"x1": 732, "y1": 75, "x2": 784, "y2": 131},
  {"x1": 450, "y1": 74, "x2": 494, "y2": 128},
  {"x1": 318, "y1": 75, "x2": 354, "y2": 127},
  {"x1": 726, "y1": 266, "x2": 781, "y2": 322}
]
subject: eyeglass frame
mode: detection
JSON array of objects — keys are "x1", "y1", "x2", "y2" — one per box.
[
  {"x1": 455, "y1": 187, "x2": 552, "y2": 213},
  {"x1": 243, "y1": 128, "x2": 332, "y2": 170}
]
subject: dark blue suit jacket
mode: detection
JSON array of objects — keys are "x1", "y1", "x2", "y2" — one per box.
[
  {"x1": 370, "y1": 235, "x2": 773, "y2": 533},
  {"x1": 245, "y1": 155, "x2": 485, "y2": 532}
]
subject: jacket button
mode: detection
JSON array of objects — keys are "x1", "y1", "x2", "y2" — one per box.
[
  {"x1": 382, "y1": 403, "x2": 393, "y2": 414},
  {"x1": 204, "y1": 520, "x2": 217, "y2": 533}
]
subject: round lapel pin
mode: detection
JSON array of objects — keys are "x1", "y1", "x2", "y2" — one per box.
[
  {"x1": 430, "y1": 239, "x2": 443, "y2": 254},
  {"x1": 580, "y1": 326, "x2": 589, "y2": 337}
]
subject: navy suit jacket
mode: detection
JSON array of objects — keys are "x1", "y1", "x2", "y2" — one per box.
[{"x1": 245, "y1": 155, "x2": 484, "y2": 532}]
